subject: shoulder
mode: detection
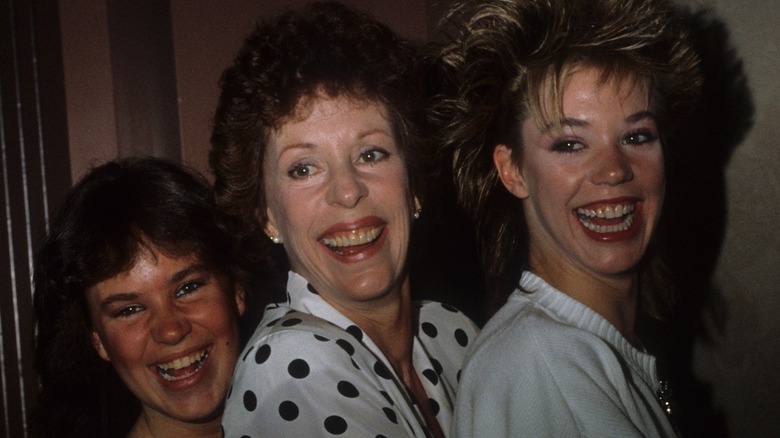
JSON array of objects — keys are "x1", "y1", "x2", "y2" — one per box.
[
  {"x1": 415, "y1": 301, "x2": 480, "y2": 363},
  {"x1": 415, "y1": 300, "x2": 479, "y2": 344},
  {"x1": 462, "y1": 295, "x2": 622, "y2": 392},
  {"x1": 235, "y1": 311, "x2": 367, "y2": 376},
  {"x1": 414, "y1": 301, "x2": 479, "y2": 387}
]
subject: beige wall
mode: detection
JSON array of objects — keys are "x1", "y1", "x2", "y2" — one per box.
[
  {"x1": 59, "y1": 0, "x2": 117, "y2": 181},
  {"x1": 680, "y1": 0, "x2": 780, "y2": 436},
  {"x1": 57, "y1": 0, "x2": 779, "y2": 435},
  {"x1": 171, "y1": 0, "x2": 432, "y2": 176}
]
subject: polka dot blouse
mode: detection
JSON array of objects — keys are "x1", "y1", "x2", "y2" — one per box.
[{"x1": 222, "y1": 271, "x2": 479, "y2": 437}]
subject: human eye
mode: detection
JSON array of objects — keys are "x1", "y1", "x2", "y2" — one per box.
[
  {"x1": 622, "y1": 130, "x2": 658, "y2": 146},
  {"x1": 175, "y1": 281, "x2": 204, "y2": 299},
  {"x1": 358, "y1": 147, "x2": 390, "y2": 164},
  {"x1": 113, "y1": 304, "x2": 144, "y2": 318},
  {"x1": 551, "y1": 139, "x2": 585, "y2": 153},
  {"x1": 287, "y1": 162, "x2": 317, "y2": 179}
]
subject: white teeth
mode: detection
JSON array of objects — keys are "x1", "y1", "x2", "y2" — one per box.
[
  {"x1": 155, "y1": 350, "x2": 208, "y2": 381},
  {"x1": 576, "y1": 203, "x2": 634, "y2": 219},
  {"x1": 321, "y1": 226, "x2": 382, "y2": 248},
  {"x1": 578, "y1": 213, "x2": 635, "y2": 234}
]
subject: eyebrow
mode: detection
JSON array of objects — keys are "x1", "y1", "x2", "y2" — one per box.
[
  {"x1": 97, "y1": 263, "x2": 208, "y2": 310},
  {"x1": 169, "y1": 263, "x2": 208, "y2": 284},
  {"x1": 99, "y1": 292, "x2": 140, "y2": 311},
  {"x1": 543, "y1": 110, "x2": 657, "y2": 133}
]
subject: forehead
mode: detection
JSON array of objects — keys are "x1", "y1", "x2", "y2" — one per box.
[
  {"x1": 269, "y1": 95, "x2": 392, "y2": 148},
  {"x1": 563, "y1": 67, "x2": 649, "y2": 106},
  {"x1": 286, "y1": 92, "x2": 387, "y2": 124},
  {"x1": 531, "y1": 63, "x2": 652, "y2": 128}
]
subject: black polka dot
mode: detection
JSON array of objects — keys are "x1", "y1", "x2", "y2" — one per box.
[
  {"x1": 429, "y1": 398, "x2": 440, "y2": 415},
  {"x1": 455, "y1": 328, "x2": 469, "y2": 347},
  {"x1": 345, "y1": 325, "x2": 363, "y2": 340},
  {"x1": 351, "y1": 358, "x2": 361, "y2": 370},
  {"x1": 265, "y1": 317, "x2": 281, "y2": 327},
  {"x1": 242, "y1": 345, "x2": 255, "y2": 361},
  {"x1": 376, "y1": 435, "x2": 389, "y2": 438},
  {"x1": 306, "y1": 283, "x2": 319, "y2": 294},
  {"x1": 255, "y1": 344, "x2": 271, "y2": 364},
  {"x1": 382, "y1": 407, "x2": 398, "y2": 424},
  {"x1": 380, "y1": 390, "x2": 394, "y2": 406},
  {"x1": 279, "y1": 400, "x2": 299, "y2": 421},
  {"x1": 337, "y1": 380, "x2": 359, "y2": 398},
  {"x1": 336, "y1": 339, "x2": 355, "y2": 355},
  {"x1": 441, "y1": 303, "x2": 458, "y2": 312},
  {"x1": 422, "y1": 369, "x2": 439, "y2": 385},
  {"x1": 288, "y1": 359, "x2": 310, "y2": 379},
  {"x1": 430, "y1": 357, "x2": 443, "y2": 375},
  {"x1": 281, "y1": 317, "x2": 302, "y2": 327},
  {"x1": 457, "y1": 369, "x2": 462, "y2": 382},
  {"x1": 373, "y1": 361, "x2": 393, "y2": 380},
  {"x1": 243, "y1": 390, "x2": 257, "y2": 411},
  {"x1": 314, "y1": 334, "x2": 329, "y2": 342},
  {"x1": 421, "y1": 322, "x2": 438, "y2": 338},
  {"x1": 227, "y1": 383, "x2": 233, "y2": 399},
  {"x1": 324, "y1": 415, "x2": 348, "y2": 434}
]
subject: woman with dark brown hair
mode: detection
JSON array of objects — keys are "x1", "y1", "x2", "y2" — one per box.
[{"x1": 32, "y1": 158, "x2": 266, "y2": 437}]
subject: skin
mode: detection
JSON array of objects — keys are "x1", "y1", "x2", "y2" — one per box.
[
  {"x1": 494, "y1": 66, "x2": 664, "y2": 341},
  {"x1": 87, "y1": 244, "x2": 245, "y2": 438},
  {"x1": 262, "y1": 94, "x2": 443, "y2": 437},
  {"x1": 263, "y1": 95, "x2": 419, "y2": 311}
]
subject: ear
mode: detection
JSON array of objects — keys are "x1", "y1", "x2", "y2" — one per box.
[
  {"x1": 258, "y1": 207, "x2": 282, "y2": 243},
  {"x1": 413, "y1": 195, "x2": 421, "y2": 212},
  {"x1": 91, "y1": 330, "x2": 111, "y2": 362},
  {"x1": 493, "y1": 144, "x2": 529, "y2": 199},
  {"x1": 234, "y1": 284, "x2": 246, "y2": 317}
]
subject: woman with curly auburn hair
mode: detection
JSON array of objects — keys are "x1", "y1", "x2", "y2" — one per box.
[
  {"x1": 211, "y1": 3, "x2": 477, "y2": 437},
  {"x1": 429, "y1": 0, "x2": 701, "y2": 436}
]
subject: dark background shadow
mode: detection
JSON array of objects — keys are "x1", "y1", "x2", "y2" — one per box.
[{"x1": 639, "y1": 8, "x2": 753, "y2": 437}]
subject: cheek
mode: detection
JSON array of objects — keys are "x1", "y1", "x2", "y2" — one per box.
[{"x1": 96, "y1": 325, "x2": 146, "y2": 365}]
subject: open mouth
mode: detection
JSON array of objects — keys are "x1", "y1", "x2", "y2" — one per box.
[
  {"x1": 576, "y1": 202, "x2": 635, "y2": 234},
  {"x1": 320, "y1": 225, "x2": 384, "y2": 255},
  {"x1": 155, "y1": 349, "x2": 208, "y2": 381}
]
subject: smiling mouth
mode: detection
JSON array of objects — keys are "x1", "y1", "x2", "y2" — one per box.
[
  {"x1": 576, "y1": 203, "x2": 635, "y2": 234},
  {"x1": 155, "y1": 349, "x2": 208, "y2": 381},
  {"x1": 320, "y1": 225, "x2": 384, "y2": 255}
]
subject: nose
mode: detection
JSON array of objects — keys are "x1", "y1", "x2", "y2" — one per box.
[
  {"x1": 591, "y1": 145, "x2": 634, "y2": 186},
  {"x1": 325, "y1": 166, "x2": 368, "y2": 208},
  {"x1": 151, "y1": 308, "x2": 191, "y2": 345}
]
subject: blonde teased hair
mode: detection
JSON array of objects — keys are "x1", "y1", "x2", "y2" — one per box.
[{"x1": 429, "y1": 0, "x2": 702, "y2": 316}]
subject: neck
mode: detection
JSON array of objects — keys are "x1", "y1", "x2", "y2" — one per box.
[
  {"x1": 531, "y1": 257, "x2": 639, "y2": 344},
  {"x1": 336, "y1": 277, "x2": 415, "y2": 373},
  {"x1": 128, "y1": 410, "x2": 223, "y2": 438}
]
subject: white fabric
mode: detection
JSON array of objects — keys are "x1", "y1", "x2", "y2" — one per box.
[
  {"x1": 452, "y1": 271, "x2": 676, "y2": 438},
  {"x1": 223, "y1": 271, "x2": 479, "y2": 437}
]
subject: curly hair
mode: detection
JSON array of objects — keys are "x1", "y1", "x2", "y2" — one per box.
[
  {"x1": 31, "y1": 157, "x2": 269, "y2": 437},
  {"x1": 210, "y1": 2, "x2": 428, "y2": 233},
  {"x1": 429, "y1": 0, "x2": 702, "y2": 315}
]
